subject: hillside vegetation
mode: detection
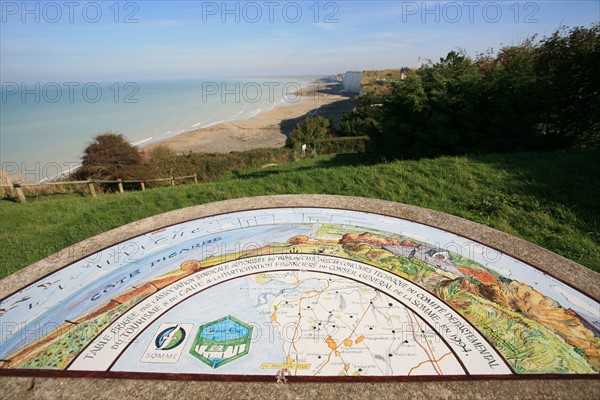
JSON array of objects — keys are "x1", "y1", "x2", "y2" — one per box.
[
  {"x1": 1, "y1": 150, "x2": 598, "y2": 278},
  {"x1": 344, "y1": 24, "x2": 600, "y2": 155}
]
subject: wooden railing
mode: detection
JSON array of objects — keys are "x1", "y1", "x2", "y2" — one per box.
[{"x1": 0, "y1": 174, "x2": 199, "y2": 203}]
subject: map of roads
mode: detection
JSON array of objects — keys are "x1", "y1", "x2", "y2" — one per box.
[{"x1": 1, "y1": 207, "x2": 598, "y2": 380}]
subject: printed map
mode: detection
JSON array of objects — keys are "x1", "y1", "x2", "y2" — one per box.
[{"x1": 1, "y1": 208, "x2": 598, "y2": 380}]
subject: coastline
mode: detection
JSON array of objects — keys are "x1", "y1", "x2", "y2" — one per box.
[
  {"x1": 2, "y1": 80, "x2": 354, "y2": 183},
  {"x1": 142, "y1": 82, "x2": 354, "y2": 154}
]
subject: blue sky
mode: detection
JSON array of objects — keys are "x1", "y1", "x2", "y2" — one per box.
[{"x1": 1, "y1": 0, "x2": 598, "y2": 81}]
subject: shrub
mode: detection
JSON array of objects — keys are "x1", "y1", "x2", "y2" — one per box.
[
  {"x1": 340, "y1": 113, "x2": 381, "y2": 137},
  {"x1": 75, "y1": 132, "x2": 142, "y2": 179},
  {"x1": 286, "y1": 116, "x2": 332, "y2": 148},
  {"x1": 313, "y1": 136, "x2": 370, "y2": 155},
  {"x1": 148, "y1": 147, "x2": 295, "y2": 183}
]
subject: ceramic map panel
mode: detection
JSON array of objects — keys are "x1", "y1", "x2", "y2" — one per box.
[{"x1": 1, "y1": 208, "x2": 599, "y2": 380}]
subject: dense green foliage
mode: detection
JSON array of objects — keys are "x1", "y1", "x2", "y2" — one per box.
[
  {"x1": 286, "y1": 115, "x2": 332, "y2": 148},
  {"x1": 2, "y1": 150, "x2": 599, "y2": 278},
  {"x1": 534, "y1": 26, "x2": 600, "y2": 147},
  {"x1": 339, "y1": 93, "x2": 385, "y2": 137},
  {"x1": 141, "y1": 147, "x2": 295, "y2": 184},
  {"x1": 69, "y1": 144, "x2": 296, "y2": 186},
  {"x1": 313, "y1": 136, "x2": 370, "y2": 154},
  {"x1": 351, "y1": 25, "x2": 600, "y2": 158}
]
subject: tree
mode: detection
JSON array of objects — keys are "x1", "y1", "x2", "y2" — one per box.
[
  {"x1": 534, "y1": 24, "x2": 600, "y2": 148},
  {"x1": 286, "y1": 116, "x2": 332, "y2": 148},
  {"x1": 339, "y1": 92, "x2": 385, "y2": 137},
  {"x1": 339, "y1": 24, "x2": 599, "y2": 159},
  {"x1": 380, "y1": 73, "x2": 428, "y2": 156},
  {"x1": 478, "y1": 38, "x2": 542, "y2": 152},
  {"x1": 76, "y1": 132, "x2": 142, "y2": 179}
]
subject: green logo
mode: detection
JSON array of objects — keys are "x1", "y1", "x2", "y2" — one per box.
[{"x1": 190, "y1": 315, "x2": 252, "y2": 368}]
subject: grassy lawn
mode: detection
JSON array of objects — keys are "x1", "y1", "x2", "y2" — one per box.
[{"x1": 1, "y1": 149, "x2": 598, "y2": 279}]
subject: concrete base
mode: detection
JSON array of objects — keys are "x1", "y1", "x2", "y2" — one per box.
[{"x1": 2, "y1": 377, "x2": 599, "y2": 400}]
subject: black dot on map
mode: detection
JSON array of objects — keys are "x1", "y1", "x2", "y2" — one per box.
[
  {"x1": 388, "y1": 354, "x2": 393, "y2": 357},
  {"x1": 350, "y1": 315, "x2": 353, "y2": 318},
  {"x1": 318, "y1": 356, "x2": 322, "y2": 359},
  {"x1": 404, "y1": 340, "x2": 409, "y2": 344},
  {"x1": 392, "y1": 330, "x2": 395, "y2": 334},
  {"x1": 358, "y1": 368, "x2": 362, "y2": 372},
  {"x1": 369, "y1": 327, "x2": 373, "y2": 330},
  {"x1": 307, "y1": 306, "x2": 311, "y2": 309},
  {"x1": 318, "y1": 323, "x2": 322, "y2": 326},
  {"x1": 388, "y1": 303, "x2": 393, "y2": 307}
]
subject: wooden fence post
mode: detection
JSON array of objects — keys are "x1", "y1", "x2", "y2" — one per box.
[
  {"x1": 13, "y1": 182, "x2": 26, "y2": 203},
  {"x1": 6, "y1": 174, "x2": 200, "y2": 202},
  {"x1": 88, "y1": 181, "x2": 97, "y2": 198}
]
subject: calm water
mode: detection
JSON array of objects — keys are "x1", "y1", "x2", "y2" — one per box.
[{"x1": 0, "y1": 77, "x2": 317, "y2": 182}]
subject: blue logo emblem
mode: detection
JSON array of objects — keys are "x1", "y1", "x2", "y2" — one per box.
[{"x1": 155, "y1": 325, "x2": 187, "y2": 350}]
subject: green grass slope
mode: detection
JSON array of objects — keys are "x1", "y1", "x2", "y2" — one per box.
[{"x1": 1, "y1": 150, "x2": 598, "y2": 279}]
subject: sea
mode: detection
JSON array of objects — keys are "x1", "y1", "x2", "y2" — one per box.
[{"x1": 0, "y1": 76, "x2": 318, "y2": 182}]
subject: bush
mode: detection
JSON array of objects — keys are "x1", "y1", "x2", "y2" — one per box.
[
  {"x1": 189, "y1": 148, "x2": 295, "y2": 182},
  {"x1": 286, "y1": 116, "x2": 332, "y2": 148},
  {"x1": 340, "y1": 113, "x2": 381, "y2": 137},
  {"x1": 313, "y1": 136, "x2": 370, "y2": 155},
  {"x1": 142, "y1": 147, "x2": 295, "y2": 183},
  {"x1": 75, "y1": 132, "x2": 142, "y2": 179}
]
